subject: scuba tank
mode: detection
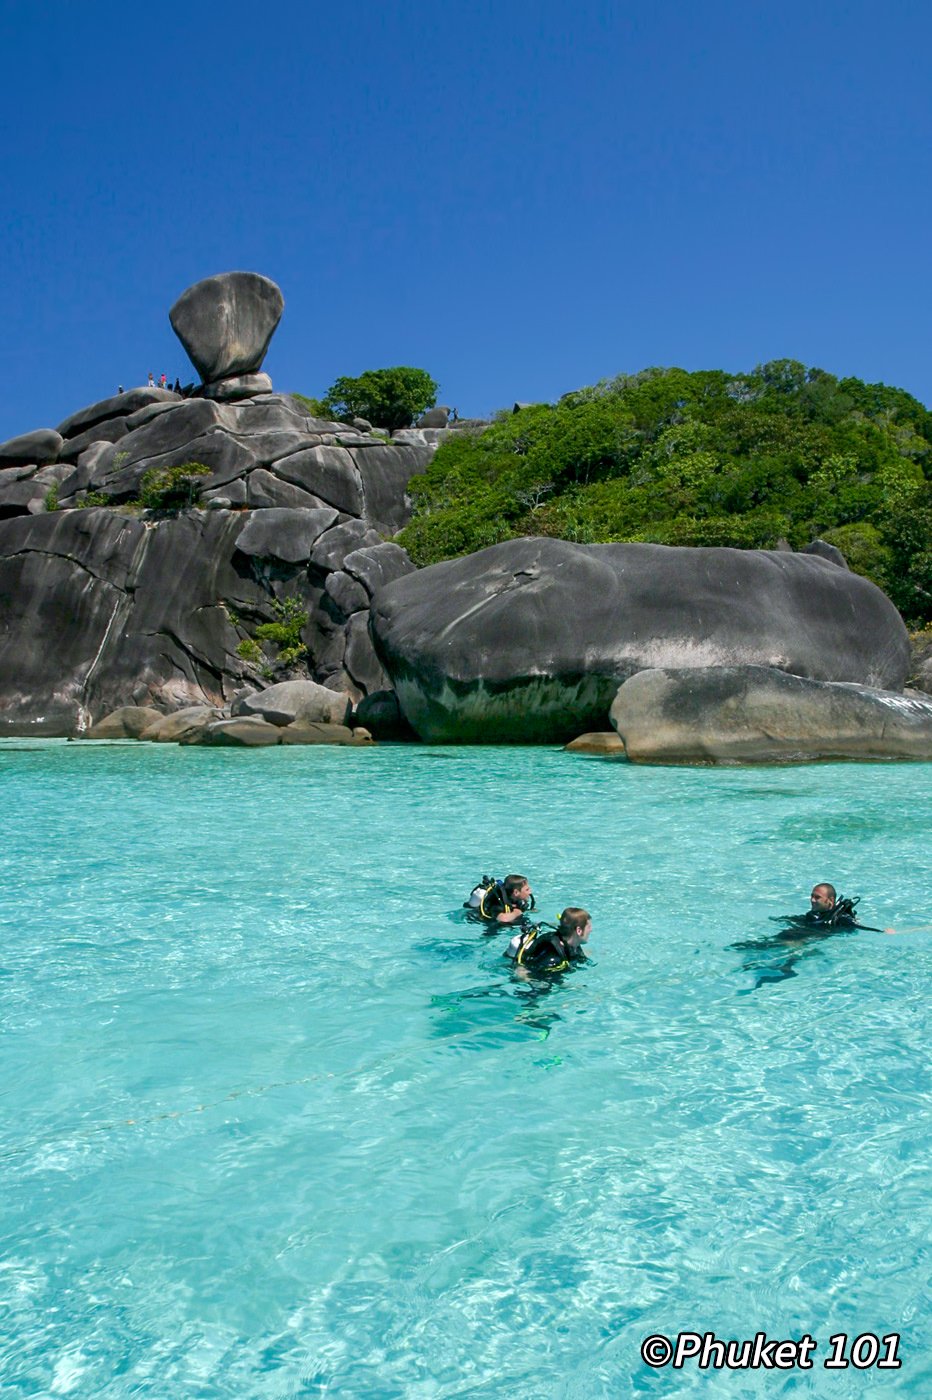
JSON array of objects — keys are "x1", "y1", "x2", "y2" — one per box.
[{"x1": 465, "y1": 875, "x2": 497, "y2": 909}]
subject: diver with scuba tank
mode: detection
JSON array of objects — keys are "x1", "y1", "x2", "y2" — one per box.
[
  {"x1": 504, "y1": 908, "x2": 592, "y2": 975},
  {"x1": 784, "y1": 883, "x2": 891, "y2": 935},
  {"x1": 465, "y1": 874, "x2": 536, "y2": 927}
]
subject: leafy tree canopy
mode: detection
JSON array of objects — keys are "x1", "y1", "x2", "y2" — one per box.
[
  {"x1": 396, "y1": 362, "x2": 932, "y2": 625},
  {"x1": 321, "y1": 367, "x2": 439, "y2": 433}
]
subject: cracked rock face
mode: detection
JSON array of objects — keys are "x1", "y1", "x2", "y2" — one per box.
[
  {"x1": 610, "y1": 666, "x2": 932, "y2": 762},
  {"x1": 169, "y1": 272, "x2": 284, "y2": 384},
  {"x1": 369, "y1": 537, "x2": 912, "y2": 743}
]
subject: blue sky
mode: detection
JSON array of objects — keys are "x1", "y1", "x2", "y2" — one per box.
[{"x1": 1, "y1": 1, "x2": 930, "y2": 439}]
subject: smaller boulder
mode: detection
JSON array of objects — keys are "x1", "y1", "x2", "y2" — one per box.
[
  {"x1": 235, "y1": 507, "x2": 339, "y2": 563},
  {"x1": 803, "y1": 539, "x2": 849, "y2": 569},
  {"x1": 278, "y1": 722, "x2": 372, "y2": 745},
  {"x1": 231, "y1": 679, "x2": 352, "y2": 727},
  {"x1": 139, "y1": 706, "x2": 221, "y2": 743},
  {"x1": 353, "y1": 689, "x2": 417, "y2": 741},
  {"x1": 85, "y1": 706, "x2": 164, "y2": 739},
  {"x1": 0, "y1": 429, "x2": 63, "y2": 468},
  {"x1": 417, "y1": 407, "x2": 450, "y2": 428},
  {"x1": 188, "y1": 717, "x2": 284, "y2": 746},
  {"x1": 203, "y1": 373, "x2": 273, "y2": 401},
  {"x1": 564, "y1": 732, "x2": 626, "y2": 756}
]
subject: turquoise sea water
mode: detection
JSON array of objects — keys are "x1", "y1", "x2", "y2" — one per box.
[{"x1": 1, "y1": 741, "x2": 931, "y2": 1398}]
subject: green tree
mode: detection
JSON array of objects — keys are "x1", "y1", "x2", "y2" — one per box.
[{"x1": 322, "y1": 367, "x2": 439, "y2": 433}]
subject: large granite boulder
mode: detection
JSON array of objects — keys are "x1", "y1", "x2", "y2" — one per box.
[
  {"x1": 169, "y1": 272, "x2": 284, "y2": 384},
  {"x1": 609, "y1": 666, "x2": 932, "y2": 763},
  {"x1": 0, "y1": 429, "x2": 63, "y2": 468},
  {"x1": 57, "y1": 388, "x2": 178, "y2": 440},
  {"x1": 369, "y1": 538, "x2": 912, "y2": 743}
]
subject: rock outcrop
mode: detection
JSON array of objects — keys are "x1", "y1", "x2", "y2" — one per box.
[
  {"x1": 609, "y1": 666, "x2": 932, "y2": 763},
  {"x1": 0, "y1": 264, "x2": 436, "y2": 737},
  {"x1": 169, "y1": 271, "x2": 284, "y2": 388},
  {"x1": 369, "y1": 537, "x2": 911, "y2": 743}
]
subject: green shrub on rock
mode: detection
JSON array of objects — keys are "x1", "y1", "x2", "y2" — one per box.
[{"x1": 138, "y1": 462, "x2": 211, "y2": 511}]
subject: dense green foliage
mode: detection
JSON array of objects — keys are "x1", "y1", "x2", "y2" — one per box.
[
  {"x1": 397, "y1": 362, "x2": 932, "y2": 624},
  {"x1": 254, "y1": 597, "x2": 309, "y2": 667},
  {"x1": 138, "y1": 462, "x2": 211, "y2": 511},
  {"x1": 319, "y1": 367, "x2": 439, "y2": 433}
]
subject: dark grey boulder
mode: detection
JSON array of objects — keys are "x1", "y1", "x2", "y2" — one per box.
[
  {"x1": 92, "y1": 417, "x2": 260, "y2": 502},
  {"x1": 353, "y1": 689, "x2": 417, "y2": 741},
  {"x1": 370, "y1": 537, "x2": 912, "y2": 743},
  {"x1": 58, "y1": 388, "x2": 178, "y2": 439},
  {"x1": 0, "y1": 429, "x2": 63, "y2": 468},
  {"x1": 235, "y1": 507, "x2": 339, "y2": 563},
  {"x1": 85, "y1": 706, "x2": 164, "y2": 739},
  {"x1": 310, "y1": 520, "x2": 382, "y2": 573},
  {"x1": 351, "y1": 442, "x2": 433, "y2": 535},
  {"x1": 125, "y1": 400, "x2": 184, "y2": 432},
  {"x1": 57, "y1": 442, "x2": 114, "y2": 501},
  {"x1": 417, "y1": 406, "x2": 450, "y2": 428},
  {"x1": 58, "y1": 418, "x2": 128, "y2": 465},
  {"x1": 204, "y1": 373, "x2": 273, "y2": 401},
  {"x1": 204, "y1": 478, "x2": 247, "y2": 507},
  {"x1": 0, "y1": 510, "x2": 147, "y2": 734},
  {"x1": 231, "y1": 679, "x2": 351, "y2": 726},
  {"x1": 246, "y1": 469, "x2": 326, "y2": 511},
  {"x1": 344, "y1": 613, "x2": 388, "y2": 694},
  {"x1": 803, "y1": 538, "x2": 849, "y2": 569},
  {"x1": 274, "y1": 445, "x2": 363, "y2": 516},
  {"x1": 609, "y1": 666, "x2": 932, "y2": 763},
  {"x1": 169, "y1": 272, "x2": 284, "y2": 383},
  {"x1": 325, "y1": 570, "x2": 369, "y2": 617},
  {"x1": 0, "y1": 478, "x2": 49, "y2": 518},
  {"x1": 343, "y1": 541, "x2": 415, "y2": 596}
]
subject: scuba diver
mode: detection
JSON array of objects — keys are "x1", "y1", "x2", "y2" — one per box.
[
  {"x1": 465, "y1": 874, "x2": 535, "y2": 928},
  {"x1": 504, "y1": 907, "x2": 592, "y2": 975},
  {"x1": 784, "y1": 883, "x2": 887, "y2": 935},
  {"x1": 732, "y1": 882, "x2": 892, "y2": 990}
]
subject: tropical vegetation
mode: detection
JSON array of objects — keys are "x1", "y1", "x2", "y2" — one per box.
[{"x1": 396, "y1": 362, "x2": 932, "y2": 625}]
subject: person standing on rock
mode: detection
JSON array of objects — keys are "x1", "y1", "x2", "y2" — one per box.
[{"x1": 147, "y1": 372, "x2": 155, "y2": 387}]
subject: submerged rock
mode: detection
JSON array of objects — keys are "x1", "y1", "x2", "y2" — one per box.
[
  {"x1": 610, "y1": 666, "x2": 932, "y2": 763},
  {"x1": 564, "y1": 732, "x2": 626, "y2": 756}
]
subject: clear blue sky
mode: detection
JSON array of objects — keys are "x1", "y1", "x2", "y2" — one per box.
[{"x1": 1, "y1": 0, "x2": 930, "y2": 439}]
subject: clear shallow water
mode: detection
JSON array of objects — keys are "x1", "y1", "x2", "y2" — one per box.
[{"x1": 1, "y1": 741, "x2": 931, "y2": 1399}]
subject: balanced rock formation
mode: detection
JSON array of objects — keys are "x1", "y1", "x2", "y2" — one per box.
[
  {"x1": 369, "y1": 537, "x2": 911, "y2": 743},
  {"x1": 609, "y1": 666, "x2": 932, "y2": 763},
  {"x1": 169, "y1": 271, "x2": 284, "y2": 388}
]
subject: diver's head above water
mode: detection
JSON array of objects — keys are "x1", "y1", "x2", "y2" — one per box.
[
  {"x1": 557, "y1": 907, "x2": 592, "y2": 955},
  {"x1": 810, "y1": 883, "x2": 837, "y2": 914}
]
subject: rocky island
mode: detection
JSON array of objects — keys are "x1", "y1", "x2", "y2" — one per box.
[{"x1": 1, "y1": 271, "x2": 930, "y2": 760}]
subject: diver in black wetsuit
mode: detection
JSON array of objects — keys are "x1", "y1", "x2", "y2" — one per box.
[
  {"x1": 465, "y1": 874, "x2": 535, "y2": 928},
  {"x1": 783, "y1": 883, "x2": 885, "y2": 935},
  {"x1": 504, "y1": 907, "x2": 592, "y2": 975},
  {"x1": 733, "y1": 882, "x2": 890, "y2": 990}
]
